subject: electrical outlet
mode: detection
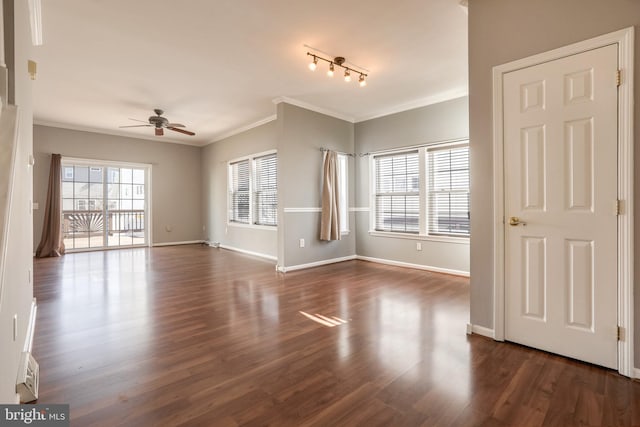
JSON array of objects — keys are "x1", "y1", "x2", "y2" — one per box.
[
  {"x1": 416, "y1": 242, "x2": 422, "y2": 251},
  {"x1": 299, "y1": 238, "x2": 305, "y2": 248}
]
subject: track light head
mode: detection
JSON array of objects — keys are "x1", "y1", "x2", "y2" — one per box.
[
  {"x1": 344, "y1": 69, "x2": 351, "y2": 82},
  {"x1": 359, "y1": 74, "x2": 367, "y2": 87},
  {"x1": 308, "y1": 55, "x2": 318, "y2": 71},
  {"x1": 327, "y1": 62, "x2": 334, "y2": 77}
]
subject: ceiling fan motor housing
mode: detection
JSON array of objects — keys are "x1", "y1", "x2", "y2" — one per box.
[{"x1": 149, "y1": 115, "x2": 168, "y2": 127}]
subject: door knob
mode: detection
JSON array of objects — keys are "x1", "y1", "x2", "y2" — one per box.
[{"x1": 509, "y1": 216, "x2": 526, "y2": 226}]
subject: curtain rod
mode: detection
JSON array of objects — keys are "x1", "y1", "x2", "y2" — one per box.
[
  {"x1": 359, "y1": 136, "x2": 469, "y2": 157},
  {"x1": 319, "y1": 147, "x2": 355, "y2": 157}
]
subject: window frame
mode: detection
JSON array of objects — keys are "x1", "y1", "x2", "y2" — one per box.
[
  {"x1": 227, "y1": 150, "x2": 278, "y2": 230},
  {"x1": 369, "y1": 141, "x2": 470, "y2": 243}
]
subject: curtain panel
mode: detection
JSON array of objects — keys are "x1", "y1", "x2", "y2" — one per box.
[
  {"x1": 320, "y1": 150, "x2": 341, "y2": 241},
  {"x1": 36, "y1": 153, "x2": 65, "y2": 257}
]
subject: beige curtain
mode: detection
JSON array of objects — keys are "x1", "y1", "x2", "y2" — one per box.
[
  {"x1": 320, "y1": 150, "x2": 341, "y2": 241},
  {"x1": 36, "y1": 154, "x2": 65, "y2": 258}
]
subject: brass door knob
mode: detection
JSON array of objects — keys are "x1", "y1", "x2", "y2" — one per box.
[{"x1": 509, "y1": 216, "x2": 526, "y2": 226}]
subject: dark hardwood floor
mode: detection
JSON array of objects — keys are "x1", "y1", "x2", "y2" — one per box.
[{"x1": 33, "y1": 245, "x2": 640, "y2": 426}]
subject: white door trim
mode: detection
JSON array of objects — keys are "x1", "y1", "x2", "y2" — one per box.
[{"x1": 492, "y1": 27, "x2": 634, "y2": 377}]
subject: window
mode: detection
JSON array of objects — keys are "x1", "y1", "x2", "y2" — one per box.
[
  {"x1": 64, "y1": 167, "x2": 74, "y2": 180},
  {"x1": 254, "y1": 153, "x2": 277, "y2": 226},
  {"x1": 228, "y1": 151, "x2": 278, "y2": 227},
  {"x1": 427, "y1": 144, "x2": 470, "y2": 236},
  {"x1": 374, "y1": 150, "x2": 420, "y2": 233},
  {"x1": 371, "y1": 142, "x2": 469, "y2": 238},
  {"x1": 229, "y1": 160, "x2": 250, "y2": 224}
]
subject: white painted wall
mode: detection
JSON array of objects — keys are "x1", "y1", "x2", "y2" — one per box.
[
  {"x1": 0, "y1": 0, "x2": 35, "y2": 403},
  {"x1": 468, "y1": 0, "x2": 640, "y2": 363}
]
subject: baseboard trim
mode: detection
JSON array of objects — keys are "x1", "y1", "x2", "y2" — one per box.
[
  {"x1": 633, "y1": 368, "x2": 640, "y2": 380},
  {"x1": 152, "y1": 240, "x2": 204, "y2": 247},
  {"x1": 23, "y1": 298, "x2": 37, "y2": 353},
  {"x1": 217, "y1": 244, "x2": 277, "y2": 262},
  {"x1": 466, "y1": 323, "x2": 495, "y2": 339},
  {"x1": 356, "y1": 255, "x2": 470, "y2": 277},
  {"x1": 277, "y1": 255, "x2": 357, "y2": 273}
]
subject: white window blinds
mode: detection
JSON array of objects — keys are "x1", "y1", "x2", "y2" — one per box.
[
  {"x1": 427, "y1": 144, "x2": 470, "y2": 236},
  {"x1": 229, "y1": 159, "x2": 250, "y2": 224},
  {"x1": 374, "y1": 150, "x2": 420, "y2": 233},
  {"x1": 254, "y1": 153, "x2": 277, "y2": 226}
]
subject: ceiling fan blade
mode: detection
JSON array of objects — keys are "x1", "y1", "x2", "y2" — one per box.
[
  {"x1": 167, "y1": 123, "x2": 186, "y2": 128},
  {"x1": 155, "y1": 128, "x2": 164, "y2": 136},
  {"x1": 167, "y1": 126, "x2": 195, "y2": 136},
  {"x1": 128, "y1": 118, "x2": 149, "y2": 123},
  {"x1": 119, "y1": 124, "x2": 152, "y2": 128}
]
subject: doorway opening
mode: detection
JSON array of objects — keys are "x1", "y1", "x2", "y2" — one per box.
[{"x1": 61, "y1": 158, "x2": 151, "y2": 251}]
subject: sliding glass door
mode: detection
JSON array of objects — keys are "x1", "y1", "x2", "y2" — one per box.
[{"x1": 62, "y1": 159, "x2": 150, "y2": 251}]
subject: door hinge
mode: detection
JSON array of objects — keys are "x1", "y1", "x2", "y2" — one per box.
[
  {"x1": 617, "y1": 326, "x2": 624, "y2": 341},
  {"x1": 614, "y1": 199, "x2": 621, "y2": 216},
  {"x1": 616, "y1": 69, "x2": 622, "y2": 87}
]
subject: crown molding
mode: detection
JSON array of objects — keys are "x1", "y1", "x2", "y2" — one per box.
[
  {"x1": 272, "y1": 96, "x2": 356, "y2": 123},
  {"x1": 33, "y1": 120, "x2": 203, "y2": 146},
  {"x1": 354, "y1": 87, "x2": 469, "y2": 123},
  {"x1": 207, "y1": 115, "x2": 277, "y2": 145}
]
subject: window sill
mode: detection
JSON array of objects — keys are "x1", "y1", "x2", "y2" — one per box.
[
  {"x1": 368, "y1": 230, "x2": 469, "y2": 245},
  {"x1": 228, "y1": 222, "x2": 278, "y2": 231}
]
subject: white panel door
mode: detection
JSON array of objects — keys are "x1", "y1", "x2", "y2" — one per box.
[{"x1": 503, "y1": 44, "x2": 618, "y2": 369}]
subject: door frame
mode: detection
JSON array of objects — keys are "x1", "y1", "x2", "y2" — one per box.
[{"x1": 492, "y1": 27, "x2": 634, "y2": 377}]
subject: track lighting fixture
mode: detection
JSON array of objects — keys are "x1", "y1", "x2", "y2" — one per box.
[{"x1": 306, "y1": 52, "x2": 368, "y2": 87}]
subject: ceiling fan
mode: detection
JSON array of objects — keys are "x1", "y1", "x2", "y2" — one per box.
[{"x1": 119, "y1": 109, "x2": 196, "y2": 136}]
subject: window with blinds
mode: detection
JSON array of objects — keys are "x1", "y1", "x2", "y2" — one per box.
[
  {"x1": 427, "y1": 144, "x2": 470, "y2": 236},
  {"x1": 254, "y1": 153, "x2": 277, "y2": 226},
  {"x1": 229, "y1": 159, "x2": 250, "y2": 224},
  {"x1": 374, "y1": 150, "x2": 420, "y2": 233},
  {"x1": 228, "y1": 151, "x2": 278, "y2": 227},
  {"x1": 371, "y1": 142, "x2": 469, "y2": 238}
]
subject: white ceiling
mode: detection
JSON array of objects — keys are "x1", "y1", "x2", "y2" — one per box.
[{"x1": 32, "y1": 0, "x2": 468, "y2": 146}]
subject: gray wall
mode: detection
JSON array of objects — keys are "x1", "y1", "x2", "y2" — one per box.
[
  {"x1": 33, "y1": 125, "x2": 203, "y2": 247},
  {"x1": 277, "y1": 102, "x2": 356, "y2": 268},
  {"x1": 201, "y1": 120, "x2": 278, "y2": 258},
  {"x1": 354, "y1": 97, "x2": 470, "y2": 273},
  {"x1": 468, "y1": 0, "x2": 640, "y2": 363},
  {"x1": 0, "y1": 0, "x2": 35, "y2": 403}
]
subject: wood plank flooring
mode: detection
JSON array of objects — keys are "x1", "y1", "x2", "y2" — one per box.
[{"x1": 32, "y1": 245, "x2": 640, "y2": 426}]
